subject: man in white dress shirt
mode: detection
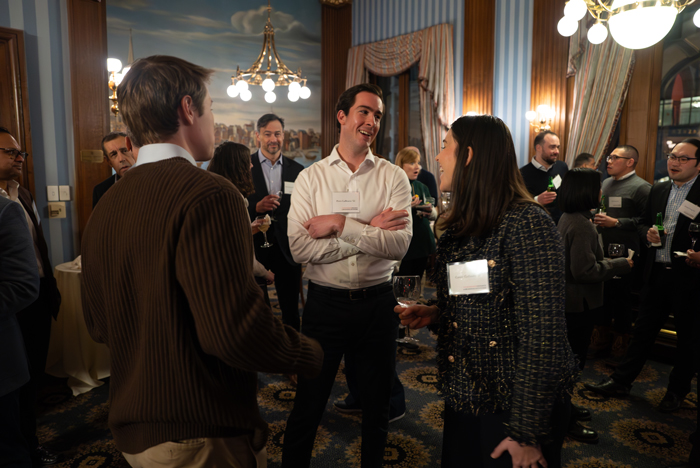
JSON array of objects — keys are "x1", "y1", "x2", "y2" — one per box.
[{"x1": 281, "y1": 84, "x2": 412, "y2": 468}]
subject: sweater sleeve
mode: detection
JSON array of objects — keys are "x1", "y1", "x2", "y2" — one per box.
[
  {"x1": 175, "y1": 186, "x2": 323, "y2": 378},
  {"x1": 567, "y1": 222, "x2": 631, "y2": 283}
]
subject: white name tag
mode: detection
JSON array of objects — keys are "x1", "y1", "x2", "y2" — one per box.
[
  {"x1": 609, "y1": 196, "x2": 622, "y2": 208},
  {"x1": 332, "y1": 191, "x2": 360, "y2": 213},
  {"x1": 552, "y1": 174, "x2": 562, "y2": 190},
  {"x1": 447, "y1": 260, "x2": 490, "y2": 296},
  {"x1": 284, "y1": 181, "x2": 295, "y2": 194},
  {"x1": 678, "y1": 200, "x2": 700, "y2": 220}
]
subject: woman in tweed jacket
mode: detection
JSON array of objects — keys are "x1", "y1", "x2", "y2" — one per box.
[{"x1": 396, "y1": 115, "x2": 579, "y2": 468}]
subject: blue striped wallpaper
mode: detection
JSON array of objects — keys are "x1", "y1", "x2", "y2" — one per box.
[
  {"x1": 352, "y1": 0, "x2": 464, "y2": 117},
  {"x1": 494, "y1": 0, "x2": 534, "y2": 169}
]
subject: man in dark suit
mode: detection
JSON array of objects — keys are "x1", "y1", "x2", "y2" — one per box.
[
  {"x1": 247, "y1": 114, "x2": 304, "y2": 331},
  {"x1": 0, "y1": 127, "x2": 61, "y2": 466},
  {"x1": 0, "y1": 195, "x2": 40, "y2": 468},
  {"x1": 586, "y1": 139, "x2": 700, "y2": 420},
  {"x1": 92, "y1": 131, "x2": 135, "y2": 207}
]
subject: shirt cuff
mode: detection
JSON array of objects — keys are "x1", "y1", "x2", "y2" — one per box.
[{"x1": 339, "y1": 217, "x2": 365, "y2": 247}]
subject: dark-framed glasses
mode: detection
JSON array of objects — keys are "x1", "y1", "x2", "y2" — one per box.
[
  {"x1": 0, "y1": 148, "x2": 29, "y2": 159},
  {"x1": 606, "y1": 155, "x2": 632, "y2": 162},
  {"x1": 666, "y1": 153, "x2": 698, "y2": 164}
]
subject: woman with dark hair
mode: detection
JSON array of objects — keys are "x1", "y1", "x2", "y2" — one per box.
[
  {"x1": 557, "y1": 168, "x2": 631, "y2": 442},
  {"x1": 208, "y1": 141, "x2": 274, "y2": 286},
  {"x1": 396, "y1": 115, "x2": 579, "y2": 467}
]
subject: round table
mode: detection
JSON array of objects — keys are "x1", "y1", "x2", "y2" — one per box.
[{"x1": 45, "y1": 262, "x2": 110, "y2": 395}]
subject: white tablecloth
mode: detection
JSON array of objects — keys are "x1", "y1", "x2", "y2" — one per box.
[{"x1": 45, "y1": 262, "x2": 110, "y2": 395}]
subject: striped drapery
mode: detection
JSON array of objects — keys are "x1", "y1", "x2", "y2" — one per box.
[
  {"x1": 565, "y1": 25, "x2": 635, "y2": 167},
  {"x1": 345, "y1": 24, "x2": 455, "y2": 183}
]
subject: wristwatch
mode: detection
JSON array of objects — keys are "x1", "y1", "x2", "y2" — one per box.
[{"x1": 614, "y1": 220, "x2": 621, "y2": 228}]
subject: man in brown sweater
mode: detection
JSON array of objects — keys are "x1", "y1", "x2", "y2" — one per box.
[{"x1": 81, "y1": 55, "x2": 323, "y2": 468}]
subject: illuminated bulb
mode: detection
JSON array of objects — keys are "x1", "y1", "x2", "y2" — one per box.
[
  {"x1": 557, "y1": 16, "x2": 578, "y2": 37},
  {"x1": 288, "y1": 81, "x2": 301, "y2": 93},
  {"x1": 299, "y1": 86, "x2": 311, "y2": 99},
  {"x1": 587, "y1": 22, "x2": 608, "y2": 44},
  {"x1": 227, "y1": 84, "x2": 239, "y2": 98},
  {"x1": 121, "y1": 66, "x2": 131, "y2": 76},
  {"x1": 236, "y1": 80, "x2": 249, "y2": 92},
  {"x1": 564, "y1": 0, "x2": 587, "y2": 21},
  {"x1": 107, "y1": 58, "x2": 122, "y2": 73},
  {"x1": 525, "y1": 110, "x2": 537, "y2": 122},
  {"x1": 240, "y1": 89, "x2": 252, "y2": 101},
  {"x1": 288, "y1": 91, "x2": 299, "y2": 102},
  {"x1": 609, "y1": 0, "x2": 677, "y2": 49},
  {"x1": 264, "y1": 91, "x2": 276, "y2": 103},
  {"x1": 695, "y1": 9, "x2": 700, "y2": 28},
  {"x1": 262, "y1": 78, "x2": 275, "y2": 92},
  {"x1": 113, "y1": 73, "x2": 124, "y2": 86}
]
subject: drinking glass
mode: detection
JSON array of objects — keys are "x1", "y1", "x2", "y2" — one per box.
[
  {"x1": 394, "y1": 275, "x2": 421, "y2": 344},
  {"x1": 256, "y1": 216, "x2": 273, "y2": 248},
  {"x1": 689, "y1": 222, "x2": 700, "y2": 250},
  {"x1": 440, "y1": 192, "x2": 451, "y2": 216},
  {"x1": 608, "y1": 243, "x2": 625, "y2": 279},
  {"x1": 270, "y1": 190, "x2": 283, "y2": 221}
]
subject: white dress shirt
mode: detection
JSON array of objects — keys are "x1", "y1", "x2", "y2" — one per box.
[
  {"x1": 132, "y1": 143, "x2": 198, "y2": 167},
  {"x1": 288, "y1": 145, "x2": 412, "y2": 289}
]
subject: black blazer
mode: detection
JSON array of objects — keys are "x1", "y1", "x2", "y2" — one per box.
[
  {"x1": 246, "y1": 150, "x2": 304, "y2": 265},
  {"x1": 93, "y1": 174, "x2": 117, "y2": 208},
  {"x1": 642, "y1": 178, "x2": 700, "y2": 284}
]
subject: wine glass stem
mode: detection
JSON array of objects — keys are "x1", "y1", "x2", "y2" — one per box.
[
  {"x1": 693, "y1": 239, "x2": 697, "y2": 250},
  {"x1": 263, "y1": 232, "x2": 269, "y2": 244}
]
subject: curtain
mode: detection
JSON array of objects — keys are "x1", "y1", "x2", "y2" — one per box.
[
  {"x1": 345, "y1": 24, "x2": 455, "y2": 185},
  {"x1": 565, "y1": 23, "x2": 635, "y2": 167}
]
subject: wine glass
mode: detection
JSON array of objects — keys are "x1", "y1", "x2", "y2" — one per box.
[
  {"x1": 394, "y1": 275, "x2": 421, "y2": 344},
  {"x1": 270, "y1": 190, "x2": 283, "y2": 221},
  {"x1": 689, "y1": 222, "x2": 700, "y2": 250},
  {"x1": 256, "y1": 215, "x2": 273, "y2": 248},
  {"x1": 608, "y1": 243, "x2": 625, "y2": 279},
  {"x1": 440, "y1": 192, "x2": 451, "y2": 216}
]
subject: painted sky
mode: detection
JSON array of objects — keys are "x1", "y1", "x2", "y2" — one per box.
[{"x1": 106, "y1": 0, "x2": 322, "y2": 132}]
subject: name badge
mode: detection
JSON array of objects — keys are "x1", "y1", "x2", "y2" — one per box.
[
  {"x1": 284, "y1": 181, "x2": 295, "y2": 194},
  {"x1": 609, "y1": 196, "x2": 622, "y2": 208},
  {"x1": 678, "y1": 200, "x2": 700, "y2": 220},
  {"x1": 332, "y1": 191, "x2": 360, "y2": 213},
  {"x1": 552, "y1": 174, "x2": 562, "y2": 190},
  {"x1": 447, "y1": 260, "x2": 490, "y2": 296}
]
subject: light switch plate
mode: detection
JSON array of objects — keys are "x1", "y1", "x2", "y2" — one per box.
[
  {"x1": 59, "y1": 185, "x2": 71, "y2": 201},
  {"x1": 48, "y1": 202, "x2": 66, "y2": 218},
  {"x1": 47, "y1": 186, "x2": 59, "y2": 202}
]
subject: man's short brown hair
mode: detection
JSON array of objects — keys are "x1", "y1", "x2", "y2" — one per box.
[
  {"x1": 101, "y1": 131, "x2": 127, "y2": 158},
  {"x1": 335, "y1": 83, "x2": 383, "y2": 131},
  {"x1": 117, "y1": 55, "x2": 214, "y2": 148}
]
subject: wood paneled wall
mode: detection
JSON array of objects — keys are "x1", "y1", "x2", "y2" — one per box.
[
  {"x1": 67, "y1": 0, "x2": 110, "y2": 242},
  {"x1": 463, "y1": 1, "x2": 495, "y2": 116},
  {"x1": 321, "y1": 4, "x2": 353, "y2": 158},
  {"x1": 530, "y1": 0, "x2": 569, "y2": 158}
]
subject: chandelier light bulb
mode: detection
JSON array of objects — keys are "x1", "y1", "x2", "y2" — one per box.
[
  {"x1": 525, "y1": 110, "x2": 537, "y2": 122},
  {"x1": 240, "y1": 89, "x2": 252, "y2": 101},
  {"x1": 113, "y1": 72, "x2": 124, "y2": 86},
  {"x1": 587, "y1": 22, "x2": 608, "y2": 44},
  {"x1": 236, "y1": 80, "x2": 249, "y2": 92},
  {"x1": 289, "y1": 81, "x2": 301, "y2": 94},
  {"x1": 107, "y1": 58, "x2": 122, "y2": 73},
  {"x1": 262, "y1": 78, "x2": 276, "y2": 92},
  {"x1": 299, "y1": 86, "x2": 311, "y2": 99},
  {"x1": 557, "y1": 16, "x2": 579, "y2": 37},
  {"x1": 264, "y1": 91, "x2": 277, "y2": 103},
  {"x1": 564, "y1": 0, "x2": 588, "y2": 21},
  {"x1": 609, "y1": 0, "x2": 677, "y2": 49},
  {"x1": 288, "y1": 91, "x2": 299, "y2": 102},
  {"x1": 227, "y1": 84, "x2": 239, "y2": 98},
  {"x1": 695, "y1": 9, "x2": 700, "y2": 28}
]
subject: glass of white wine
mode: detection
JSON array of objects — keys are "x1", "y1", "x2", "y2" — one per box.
[
  {"x1": 394, "y1": 275, "x2": 421, "y2": 344},
  {"x1": 256, "y1": 215, "x2": 273, "y2": 248}
]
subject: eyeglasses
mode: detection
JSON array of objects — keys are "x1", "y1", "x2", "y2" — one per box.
[
  {"x1": 0, "y1": 148, "x2": 29, "y2": 159},
  {"x1": 606, "y1": 155, "x2": 632, "y2": 162},
  {"x1": 666, "y1": 153, "x2": 698, "y2": 164}
]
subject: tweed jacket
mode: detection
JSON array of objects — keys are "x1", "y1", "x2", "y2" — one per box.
[
  {"x1": 431, "y1": 203, "x2": 579, "y2": 446},
  {"x1": 558, "y1": 211, "x2": 631, "y2": 313}
]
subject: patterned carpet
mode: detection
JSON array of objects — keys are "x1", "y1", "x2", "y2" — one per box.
[{"x1": 37, "y1": 282, "x2": 696, "y2": 468}]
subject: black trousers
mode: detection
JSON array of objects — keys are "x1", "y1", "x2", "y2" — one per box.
[
  {"x1": 17, "y1": 278, "x2": 53, "y2": 449},
  {"x1": 281, "y1": 284, "x2": 399, "y2": 468},
  {"x1": 612, "y1": 264, "x2": 695, "y2": 396},
  {"x1": 256, "y1": 242, "x2": 302, "y2": 331},
  {"x1": 599, "y1": 272, "x2": 635, "y2": 334},
  {"x1": 441, "y1": 396, "x2": 570, "y2": 468},
  {"x1": 0, "y1": 388, "x2": 32, "y2": 468},
  {"x1": 566, "y1": 308, "x2": 598, "y2": 371}
]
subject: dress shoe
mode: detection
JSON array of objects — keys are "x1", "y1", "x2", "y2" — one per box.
[
  {"x1": 33, "y1": 446, "x2": 59, "y2": 466},
  {"x1": 571, "y1": 404, "x2": 591, "y2": 421},
  {"x1": 567, "y1": 421, "x2": 599, "y2": 444},
  {"x1": 333, "y1": 399, "x2": 361, "y2": 413},
  {"x1": 658, "y1": 391, "x2": 684, "y2": 413},
  {"x1": 389, "y1": 411, "x2": 406, "y2": 423},
  {"x1": 584, "y1": 378, "x2": 631, "y2": 398}
]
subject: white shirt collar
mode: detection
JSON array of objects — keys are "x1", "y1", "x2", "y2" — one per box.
[
  {"x1": 132, "y1": 143, "x2": 198, "y2": 168},
  {"x1": 327, "y1": 144, "x2": 377, "y2": 170},
  {"x1": 531, "y1": 158, "x2": 551, "y2": 172},
  {"x1": 614, "y1": 170, "x2": 636, "y2": 181}
]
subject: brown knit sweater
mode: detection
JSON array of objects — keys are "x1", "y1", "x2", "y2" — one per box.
[{"x1": 81, "y1": 157, "x2": 323, "y2": 454}]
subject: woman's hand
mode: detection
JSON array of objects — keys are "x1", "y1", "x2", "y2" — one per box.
[
  {"x1": 265, "y1": 270, "x2": 275, "y2": 285},
  {"x1": 491, "y1": 438, "x2": 547, "y2": 468},
  {"x1": 393, "y1": 304, "x2": 439, "y2": 329},
  {"x1": 410, "y1": 196, "x2": 422, "y2": 208},
  {"x1": 626, "y1": 258, "x2": 634, "y2": 268},
  {"x1": 251, "y1": 218, "x2": 263, "y2": 235}
]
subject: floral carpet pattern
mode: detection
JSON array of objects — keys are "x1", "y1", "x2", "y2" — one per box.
[{"x1": 38, "y1": 282, "x2": 695, "y2": 467}]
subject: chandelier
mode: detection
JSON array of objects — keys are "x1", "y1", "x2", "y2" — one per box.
[
  {"x1": 107, "y1": 58, "x2": 130, "y2": 115},
  {"x1": 227, "y1": 1, "x2": 310, "y2": 103},
  {"x1": 557, "y1": 0, "x2": 697, "y2": 49}
]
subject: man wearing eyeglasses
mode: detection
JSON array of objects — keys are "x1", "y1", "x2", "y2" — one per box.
[
  {"x1": 0, "y1": 127, "x2": 61, "y2": 466},
  {"x1": 589, "y1": 146, "x2": 651, "y2": 363},
  {"x1": 586, "y1": 139, "x2": 700, "y2": 422},
  {"x1": 92, "y1": 132, "x2": 135, "y2": 208}
]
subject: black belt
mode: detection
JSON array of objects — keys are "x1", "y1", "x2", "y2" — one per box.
[{"x1": 308, "y1": 281, "x2": 393, "y2": 301}]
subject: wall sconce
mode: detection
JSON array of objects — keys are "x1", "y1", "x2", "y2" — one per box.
[
  {"x1": 525, "y1": 105, "x2": 555, "y2": 133},
  {"x1": 107, "y1": 58, "x2": 129, "y2": 115}
]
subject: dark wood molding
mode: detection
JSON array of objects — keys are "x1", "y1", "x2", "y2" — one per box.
[
  {"x1": 398, "y1": 72, "x2": 409, "y2": 150},
  {"x1": 0, "y1": 27, "x2": 34, "y2": 196},
  {"x1": 463, "y1": 0, "x2": 495, "y2": 116},
  {"x1": 67, "y1": 0, "x2": 110, "y2": 243},
  {"x1": 530, "y1": 0, "x2": 569, "y2": 159}
]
